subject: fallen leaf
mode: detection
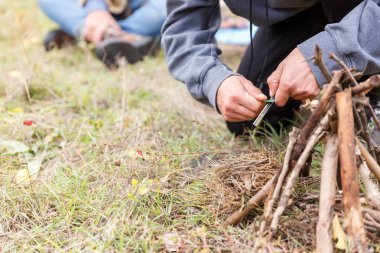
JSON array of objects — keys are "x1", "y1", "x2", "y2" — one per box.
[
  {"x1": 131, "y1": 178, "x2": 139, "y2": 186},
  {"x1": 14, "y1": 169, "x2": 31, "y2": 185},
  {"x1": 13, "y1": 155, "x2": 45, "y2": 186},
  {"x1": 27, "y1": 156, "x2": 44, "y2": 180},
  {"x1": 333, "y1": 214, "x2": 347, "y2": 250},
  {"x1": 0, "y1": 140, "x2": 29, "y2": 154}
]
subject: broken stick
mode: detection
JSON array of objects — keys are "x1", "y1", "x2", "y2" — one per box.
[
  {"x1": 316, "y1": 135, "x2": 338, "y2": 253},
  {"x1": 336, "y1": 89, "x2": 367, "y2": 252},
  {"x1": 357, "y1": 137, "x2": 380, "y2": 183},
  {"x1": 351, "y1": 75, "x2": 380, "y2": 96}
]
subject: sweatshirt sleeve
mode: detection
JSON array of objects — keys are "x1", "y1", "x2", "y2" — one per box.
[
  {"x1": 83, "y1": 0, "x2": 108, "y2": 14},
  {"x1": 161, "y1": 0, "x2": 235, "y2": 110},
  {"x1": 298, "y1": 0, "x2": 380, "y2": 86}
]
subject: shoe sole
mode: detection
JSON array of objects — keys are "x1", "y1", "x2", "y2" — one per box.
[{"x1": 94, "y1": 39, "x2": 144, "y2": 69}]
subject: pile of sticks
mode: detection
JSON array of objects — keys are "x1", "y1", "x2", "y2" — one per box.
[{"x1": 224, "y1": 46, "x2": 380, "y2": 252}]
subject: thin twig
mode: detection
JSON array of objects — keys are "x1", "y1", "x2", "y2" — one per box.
[
  {"x1": 316, "y1": 135, "x2": 338, "y2": 253},
  {"x1": 357, "y1": 137, "x2": 380, "y2": 182},
  {"x1": 259, "y1": 128, "x2": 300, "y2": 234},
  {"x1": 357, "y1": 105, "x2": 377, "y2": 160},
  {"x1": 224, "y1": 176, "x2": 275, "y2": 226},
  {"x1": 329, "y1": 53, "x2": 359, "y2": 86},
  {"x1": 366, "y1": 104, "x2": 380, "y2": 131},
  {"x1": 313, "y1": 45, "x2": 332, "y2": 82},
  {"x1": 269, "y1": 110, "x2": 331, "y2": 236},
  {"x1": 342, "y1": 72, "x2": 363, "y2": 86},
  {"x1": 358, "y1": 160, "x2": 380, "y2": 210}
]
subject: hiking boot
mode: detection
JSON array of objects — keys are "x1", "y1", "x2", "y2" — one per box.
[
  {"x1": 43, "y1": 29, "x2": 76, "y2": 51},
  {"x1": 94, "y1": 34, "x2": 159, "y2": 69}
]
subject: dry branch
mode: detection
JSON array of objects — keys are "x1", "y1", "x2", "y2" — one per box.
[
  {"x1": 316, "y1": 135, "x2": 338, "y2": 253},
  {"x1": 358, "y1": 106, "x2": 377, "y2": 160},
  {"x1": 357, "y1": 138, "x2": 380, "y2": 183},
  {"x1": 314, "y1": 45, "x2": 332, "y2": 82},
  {"x1": 329, "y1": 53, "x2": 359, "y2": 86},
  {"x1": 224, "y1": 176, "x2": 275, "y2": 226},
  {"x1": 336, "y1": 89, "x2": 367, "y2": 252},
  {"x1": 342, "y1": 72, "x2": 363, "y2": 86},
  {"x1": 289, "y1": 71, "x2": 343, "y2": 176},
  {"x1": 366, "y1": 104, "x2": 380, "y2": 131},
  {"x1": 358, "y1": 161, "x2": 380, "y2": 210},
  {"x1": 269, "y1": 110, "x2": 331, "y2": 235},
  {"x1": 351, "y1": 75, "x2": 380, "y2": 95},
  {"x1": 259, "y1": 128, "x2": 300, "y2": 233}
]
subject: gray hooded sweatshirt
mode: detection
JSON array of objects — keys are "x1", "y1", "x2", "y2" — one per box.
[{"x1": 161, "y1": 0, "x2": 380, "y2": 110}]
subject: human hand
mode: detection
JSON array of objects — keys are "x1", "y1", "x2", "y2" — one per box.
[
  {"x1": 83, "y1": 10, "x2": 121, "y2": 44},
  {"x1": 267, "y1": 48, "x2": 320, "y2": 107},
  {"x1": 216, "y1": 75, "x2": 267, "y2": 122}
]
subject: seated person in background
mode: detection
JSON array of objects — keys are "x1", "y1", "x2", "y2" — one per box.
[{"x1": 38, "y1": 0, "x2": 166, "y2": 68}]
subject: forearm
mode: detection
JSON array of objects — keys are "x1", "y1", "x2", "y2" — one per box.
[
  {"x1": 298, "y1": 0, "x2": 380, "y2": 85},
  {"x1": 162, "y1": 0, "x2": 234, "y2": 109}
]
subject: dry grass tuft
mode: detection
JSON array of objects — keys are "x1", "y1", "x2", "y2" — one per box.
[{"x1": 207, "y1": 149, "x2": 279, "y2": 216}]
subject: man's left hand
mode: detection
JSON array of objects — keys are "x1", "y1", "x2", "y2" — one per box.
[{"x1": 267, "y1": 48, "x2": 320, "y2": 107}]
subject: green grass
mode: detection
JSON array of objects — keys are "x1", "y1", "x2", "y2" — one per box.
[{"x1": 0, "y1": 1, "x2": 265, "y2": 251}]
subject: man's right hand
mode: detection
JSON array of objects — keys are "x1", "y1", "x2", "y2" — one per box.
[
  {"x1": 216, "y1": 75, "x2": 267, "y2": 122},
  {"x1": 83, "y1": 10, "x2": 121, "y2": 44}
]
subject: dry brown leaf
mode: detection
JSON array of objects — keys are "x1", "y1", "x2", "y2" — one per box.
[{"x1": 333, "y1": 214, "x2": 347, "y2": 250}]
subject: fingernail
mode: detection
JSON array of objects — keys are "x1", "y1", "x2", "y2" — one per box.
[
  {"x1": 257, "y1": 94, "x2": 267, "y2": 101},
  {"x1": 269, "y1": 90, "x2": 273, "y2": 97}
]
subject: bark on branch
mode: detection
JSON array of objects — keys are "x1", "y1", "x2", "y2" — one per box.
[
  {"x1": 336, "y1": 89, "x2": 367, "y2": 252},
  {"x1": 316, "y1": 135, "x2": 338, "y2": 253}
]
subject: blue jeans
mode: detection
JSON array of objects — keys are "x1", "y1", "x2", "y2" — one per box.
[{"x1": 38, "y1": 0, "x2": 166, "y2": 38}]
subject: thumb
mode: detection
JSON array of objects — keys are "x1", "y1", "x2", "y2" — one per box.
[
  {"x1": 267, "y1": 63, "x2": 283, "y2": 97},
  {"x1": 242, "y1": 80, "x2": 267, "y2": 101}
]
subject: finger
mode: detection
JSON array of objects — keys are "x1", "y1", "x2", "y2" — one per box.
[
  {"x1": 83, "y1": 26, "x2": 93, "y2": 42},
  {"x1": 242, "y1": 81, "x2": 267, "y2": 101},
  {"x1": 92, "y1": 27, "x2": 105, "y2": 44},
  {"x1": 225, "y1": 117, "x2": 247, "y2": 122},
  {"x1": 291, "y1": 79, "x2": 320, "y2": 101},
  {"x1": 267, "y1": 63, "x2": 283, "y2": 97},
  {"x1": 233, "y1": 105, "x2": 258, "y2": 120},
  {"x1": 275, "y1": 84, "x2": 291, "y2": 107},
  {"x1": 224, "y1": 113, "x2": 251, "y2": 122},
  {"x1": 239, "y1": 92, "x2": 266, "y2": 113}
]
